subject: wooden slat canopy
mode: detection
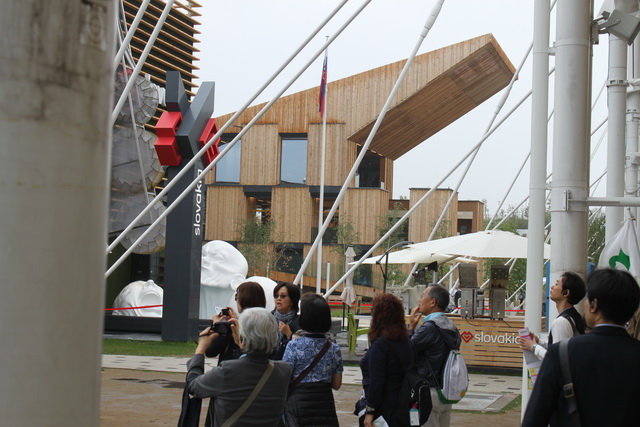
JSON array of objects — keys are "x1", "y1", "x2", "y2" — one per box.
[
  {"x1": 215, "y1": 34, "x2": 514, "y2": 162},
  {"x1": 348, "y1": 35, "x2": 515, "y2": 160}
]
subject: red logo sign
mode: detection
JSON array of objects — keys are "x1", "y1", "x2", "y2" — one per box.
[{"x1": 460, "y1": 331, "x2": 474, "y2": 343}]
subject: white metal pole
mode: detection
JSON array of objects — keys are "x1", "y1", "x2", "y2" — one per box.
[
  {"x1": 111, "y1": 0, "x2": 175, "y2": 125},
  {"x1": 429, "y1": 42, "x2": 534, "y2": 240},
  {"x1": 325, "y1": 82, "x2": 535, "y2": 296},
  {"x1": 626, "y1": 38, "x2": 640, "y2": 221},
  {"x1": 549, "y1": 0, "x2": 591, "y2": 329},
  {"x1": 0, "y1": 1, "x2": 114, "y2": 425},
  {"x1": 113, "y1": 0, "x2": 152, "y2": 69},
  {"x1": 523, "y1": 0, "x2": 552, "y2": 412},
  {"x1": 326, "y1": 262, "x2": 331, "y2": 294},
  {"x1": 295, "y1": 0, "x2": 446, "y2": 286},
  {"x1": 107, "y1": 0, "x2": 351, "y2": 255},
  {"x1": 106, "y1": 0, "x2": 369, "y2": 276},
  {"x1": 317, "y1": 43, "x2": 329, "y2": 294},
  {"x1": 606, "y1": 28, "x2": 628, "y2": 241}
]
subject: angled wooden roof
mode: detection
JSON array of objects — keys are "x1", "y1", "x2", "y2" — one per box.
[
  {"x1": 215, "y1": 34, "x2": 515, "y2": 160},
  {"x1": 349, "y1": 35, "x2": 515, "y2": 159}
]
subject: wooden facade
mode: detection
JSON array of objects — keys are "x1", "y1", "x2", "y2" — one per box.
[
  {"x1": 408, "y1": 188, "x2": 458, "y2": 243},
  {"x1": 272, "y1": 187, "x2": 313, "y2": 243},
  {"x1": 307, "y1": 123, "x2": 352, "y2": 187},
  {"x1": 204, "y1": 186, "x2": 247, "y2": 242},
  {"x1": 341, "y1": 189, "x2": 390, "y2": 245},
  {"x1": 203, "y1": 35, "x2": 512, "y2": 288},
  {"x1": 458, "y1": 200, "x2": 485, "y2": 234},
  {"x1": 240, "y1": 124, "x2": 280, "y2": 186}
]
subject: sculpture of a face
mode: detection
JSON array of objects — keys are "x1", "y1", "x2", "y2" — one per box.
[
  {"x1": 112, "y1": 280, "x2": 163, "y2": 317},
  {"x1": 201, "y1": 240, "x2": 248, "y2": 289}
]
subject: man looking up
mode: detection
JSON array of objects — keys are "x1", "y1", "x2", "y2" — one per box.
[
  {"x1": 522, "y1": 268, "x2": 640, "y2": 426},
  {"x1": 518, "y1": 272, "x2": 586, "y2": 360},
  {"x1": 408, "y1": 284, "x2": 461, "y2": 427}
]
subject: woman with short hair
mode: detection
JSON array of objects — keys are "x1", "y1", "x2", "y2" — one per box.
[
  {"x1": 283, "y1": 293, "x2": 342, "y2": 426},
  {"x1": 206, "y1": 281, "x2": 267, "y2": 362},
  {"x1": 271, "y1": 282, "x2": 301, "y2": 360},
  {"x1": 186, "y1": 307, "x2": 292, "y2": 427}
]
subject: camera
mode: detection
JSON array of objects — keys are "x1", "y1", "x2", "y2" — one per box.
[
  {"x1": 220, "y1": 308, "x2": 230, "y2": 317},
  {"x1": 212, "y1": 320, "x2": 232, "y2": 335}
]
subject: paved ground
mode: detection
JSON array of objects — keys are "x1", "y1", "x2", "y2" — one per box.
[
  {"x1": 101, "y1": 354, "x2": 523, "y2": 426},
  {"x1": 102, "y1": 320, "x2": 524, "y2": 426}
]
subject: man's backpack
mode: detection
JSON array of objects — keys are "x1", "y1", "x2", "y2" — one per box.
[
  {"x1": 426, "y1": 322, "x2": 469, "y2": 404},
  {"x1": 436, "y1": 347, "x2": 468, "y2": 404}
]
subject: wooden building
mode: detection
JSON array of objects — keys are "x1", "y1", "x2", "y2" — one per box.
[{"x1": 204, "y1": 34, "x2": 514, "y2": 289}]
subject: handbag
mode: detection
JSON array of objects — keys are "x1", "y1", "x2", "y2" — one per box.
[{"x1": 177, "y1": 379, "x2": 202, "y2": 427}]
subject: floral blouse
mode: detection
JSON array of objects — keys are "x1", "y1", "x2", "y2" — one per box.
[{"x1": 283, "y1": 334, "x2": 343, "y2": 383}]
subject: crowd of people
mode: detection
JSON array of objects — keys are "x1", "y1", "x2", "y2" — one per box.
[{"x1": 181, "y1": 267, "x2": 640, "y2": 427}]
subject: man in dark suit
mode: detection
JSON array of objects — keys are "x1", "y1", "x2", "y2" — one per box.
[{"x1": 522, "y1": 268, "x2": 640, "y2": 427}]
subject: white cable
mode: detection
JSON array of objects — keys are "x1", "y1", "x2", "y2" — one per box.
[{"x1": 107, "y1": 0, "x2": 350, "y2": 254}]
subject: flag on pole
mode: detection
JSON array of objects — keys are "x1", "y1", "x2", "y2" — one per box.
[
  {"x1": 598, "y1": 218, "x2": 640, "y2": 278},
  {"x1": 318, "y1": 55, "x2": 328, "y2": 117}
]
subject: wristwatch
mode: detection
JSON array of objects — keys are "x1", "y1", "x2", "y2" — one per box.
[
  {"x1": 531, "y1": 344, "x2": 537, "y2": 352},
  {"x1": 365, "y1": 405, "x2": 376, "y2": 415}
]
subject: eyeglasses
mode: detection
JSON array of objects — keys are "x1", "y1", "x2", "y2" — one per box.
[{"x1": 275, "y1": 294, "x2": 289, "y2": 299}]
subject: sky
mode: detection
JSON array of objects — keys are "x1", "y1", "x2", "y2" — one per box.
[{"x1": 192, "y1": 0, "x2": 612, "y2": 218}]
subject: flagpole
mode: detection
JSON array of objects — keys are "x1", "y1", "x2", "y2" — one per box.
[{"x1": 317, "y1": 40, "x2": 329, "y2": 294}]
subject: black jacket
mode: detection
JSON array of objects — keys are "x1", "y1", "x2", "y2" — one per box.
[
  {"x1": 410, "y1": 315, "x2": 461, "y2": 388},
  {"x1": 523, "y1": 326, "x2": 640, "y2": 427},
  {"x1": 270, "y1": 312, "x2": 299, "y2": 360},
  {"x1": 284, "y1": 382, "x2": 338, "y2": 427},
  {"x1": 360, "y1": 337, "x2": 413, "y2": 426}
]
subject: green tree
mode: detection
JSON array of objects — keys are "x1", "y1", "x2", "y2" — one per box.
[
  {"x1": 328, "y1": 216, "x2": 365, "y2": 283},
  {"x1": 375, "y1": 203, "x2": 410, "y2": 287},
  {"x1": 587, "y1": 209, "x2": 605, "y2": 264},
  {"x1": 236, "y1": 218, "x2": 290, "y2": 277}
]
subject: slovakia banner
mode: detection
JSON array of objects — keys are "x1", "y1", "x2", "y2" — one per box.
[{"x1": 598, "y1": 218, "x2": 640, "y2": 278}]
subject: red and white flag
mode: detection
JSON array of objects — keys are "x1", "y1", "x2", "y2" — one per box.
[{"x1": 318, "y1": 55, "x2": 328, "y2": 117}]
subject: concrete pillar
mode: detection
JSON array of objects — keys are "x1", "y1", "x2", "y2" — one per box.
[
  {"x1": 550, "y1": 0, "x2": 591, "y2": 299},
  {"x1": 607, "y1": 33, "x2": 628, "y2": 241},
  {"x1": 0, "y1": 1, "x2": 115, "y2": 425},
  {"x1": 523, "y1": 0, "x2": 551, "y2": 411}
]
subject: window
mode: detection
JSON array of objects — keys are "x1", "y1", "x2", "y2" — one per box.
[
  {"x1": 215, "y1": 135, "x2": 241, "y2": 183},
  {"x1": 280, "y1": 136, "x2": 307, "y2": 184},
  {"x1": 356, "y1": 148, "x2": 382, "y2": 188}
]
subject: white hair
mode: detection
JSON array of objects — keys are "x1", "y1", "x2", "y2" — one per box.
[{"x1": 238, "y1": 307, "x2": 278, "y2": 354}]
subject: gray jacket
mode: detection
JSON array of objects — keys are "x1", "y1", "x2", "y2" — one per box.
[{"x1": 187, "y1": 352, "x2": 292, "y2": 426}]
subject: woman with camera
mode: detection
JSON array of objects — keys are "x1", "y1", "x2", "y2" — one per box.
[
  {"x1": 186, "y1": 307, "x2": 292, "y2": 427},
  {"x1": 271, "y1": 282, "x2": 301, "y2": 360},
  {"x1": 282, "y1": 293, "x2": 342, "y2": 426},
  {"x1": 206, "y1": 281, "x2": 266, "y2": 363}
]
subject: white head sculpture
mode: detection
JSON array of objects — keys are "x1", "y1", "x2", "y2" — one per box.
[
  {"x1": 200, "y1": 240, "x2": 249, "y2": 318},
  {"x1": 112, "y1": 280, "x2": 163, "y2": 317}
]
